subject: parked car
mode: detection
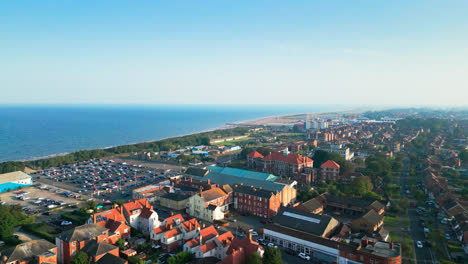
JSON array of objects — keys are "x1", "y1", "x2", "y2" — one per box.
[
  {"x1": 417, "y1": 241, "x2": 423, "y2": 248},
  {"x1": 267, "y1": 243, "x2": 277, "y2": 248},
  {"x1": 298, "y1": 253, "x2": 311, "y2": 260}
]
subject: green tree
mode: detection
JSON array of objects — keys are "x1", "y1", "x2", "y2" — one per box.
[
  {"x1": 399, "y1": 197, "x2": 409, "y2": 211},
  {"x1": 167, "y1": 251, "x2": 193, "y2": 264},
  {"x1": 114, "y1": 238, "x2": 125, "y2": 250},
  {"x1": 351, "y1": 176, "x2": 373, "y2": 195},
  {"x1": 248, "y1": 252, "x2": 262, "y2": 264},
  {"x1": 71, "y1": 252, "x2": 90, "y2": 264},
  {"x1": 263, "y1": 247, "x2": 282, "y2": 264}
]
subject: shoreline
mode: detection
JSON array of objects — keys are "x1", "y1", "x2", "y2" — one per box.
[{"x1": 3, "y1": 108, "x2": 363, "y2": 164}]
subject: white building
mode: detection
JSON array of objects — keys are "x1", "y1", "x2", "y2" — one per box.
[
  {"x1": 188, "y1": 188, "x2": 229, "y2": 222},
  {"x1": 0, "y1": 171, "x2": 33, "y2": 193},
  {"x1": 122, "y1": 198, "x2": 160, "y2": 233}
]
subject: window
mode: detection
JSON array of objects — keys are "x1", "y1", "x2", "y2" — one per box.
[{"x1": 72, "y1": 241, "x2": 76, "y2": 247}]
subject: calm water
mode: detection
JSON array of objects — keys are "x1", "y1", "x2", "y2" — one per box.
[{"x1": 0, "y1": 105, "x2": 344, "y2": 162}]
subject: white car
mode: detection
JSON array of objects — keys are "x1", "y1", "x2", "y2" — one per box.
[
  {"x1": 251, "y1": 231, "x2": 258, "y2": 236},
  {"x1": 61, "y1": 221, "x2": 72, "y2": 226},
  {"x1": 267, "y1": 243, "x2": 277, "y2": 248},
  {"x1": 416, "y1": 241, "x2": 423, "y2": 248},
  {"x1": 298, "y1": 253, "x2": 311, "y2": 260}
]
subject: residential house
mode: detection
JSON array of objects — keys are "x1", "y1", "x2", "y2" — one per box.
[
  {"x1": 122, "y1": 199, "x2": 160, "y2": 233},
  {"x1": 188, "y1": 188, "x2": 230, "y2": 222},
  {"x1": 320, "y1": 160, "x2": 340, "y2": 181},
  {"x1": 87, "y1": 206, "x2": 130, "y2": 244},
  {"x1": 56, "y1": 224, "x2": 109, "y2": 264},
  {"x1": 151, "y1": 213, "x2": 200, "y2": 252},
  {"x1": 81, "y1": 240, "x2": 119, "y2": 263},
  {"x1": 0, "y1": 240, "x2": 57, "y2": 264},
  {"x1": 219, "y1": 233, "x2": 264, "y2": 264}
]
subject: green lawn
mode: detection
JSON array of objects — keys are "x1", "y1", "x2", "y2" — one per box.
[{"x1": 384, "y1": 216, "x2": 399, "y2": 226}]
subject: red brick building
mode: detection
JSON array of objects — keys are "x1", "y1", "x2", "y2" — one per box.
[
  {"x1": 247, "y1": 150, "x2": 313, "y2": 180},
  {"x1": 0, "y1": 239, "x2": 57, "y2": 264},
  {"x1": 56, "y1": 224, "x2": 109, "y2": 264},
  {"x1": 87, "y1": 206, "x2": 130, "y2": 244},
  {"x1": 320, "y1": 160, "x2": 340, "y2": 181},
  {"x1": 226, "y1": 184, "x2": 281, "y2": 219}
]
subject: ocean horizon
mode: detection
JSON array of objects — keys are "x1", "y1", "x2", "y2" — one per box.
[{"x1": 0, "y1": 104, "x2": 350, "y2": 162}]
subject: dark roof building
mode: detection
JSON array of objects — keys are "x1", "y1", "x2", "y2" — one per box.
[
  {"x1": 273, "y1": 207, "x2": 339, "y2": 238},
  {"x1": 0, "y1": 239, "x2": 56, "y2": 264}
]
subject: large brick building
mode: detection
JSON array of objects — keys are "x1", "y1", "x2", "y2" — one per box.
[
  {"x1": 247, "y1": 150, "x2": 313, "y2": 183},
  {"x1": 320, "y1": 160, "x2": 340, "y2": 181},
  {"x1": 56, "y1": 224, "x2": 109, "y2": 264},
  {"x1": 226, "y1": 184, "x2": 282, "y2": 219}
]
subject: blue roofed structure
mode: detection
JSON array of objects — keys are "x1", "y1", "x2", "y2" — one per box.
[
  {"x1": 203, "y1": 172, "x2": 285, "y2": 193},
  {"x1": 207, "y1": 166, "x2": 278, "y2": 182}
]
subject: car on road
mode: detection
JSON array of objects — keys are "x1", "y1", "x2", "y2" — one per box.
[
  {"x1": 298, "y1": 253, "x2": 311, "y2": 260},
  {"x1": 250, "y1": 231, "x2": 258, "y2": 236},
  {"x1": 445, "y1": 233, "x2": 451, "y2": 240},
  {"x1": 416, "y1": 241, "x2": 423, "y2": 248}
]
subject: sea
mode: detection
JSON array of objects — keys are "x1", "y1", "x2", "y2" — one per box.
[{"x1": 0, "y1": 104, "x2": 347, "y2": 162}]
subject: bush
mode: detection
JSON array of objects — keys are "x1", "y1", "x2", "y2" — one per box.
[{"x1": 167, "y1": 251, "x2": 194, "y2": 264}]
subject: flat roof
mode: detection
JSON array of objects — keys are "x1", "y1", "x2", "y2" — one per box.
[{"x1": 0, "y1": 171, "x2": 31, "y2": 184}]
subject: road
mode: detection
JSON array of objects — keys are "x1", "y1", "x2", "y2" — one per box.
[{"x1": 400, "y1": 157, "x2": 435, "y2": 264}]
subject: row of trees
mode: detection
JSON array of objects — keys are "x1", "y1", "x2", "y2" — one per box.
[{"x1": 0, "y1": 205, "x2": 35, "y2": 244}]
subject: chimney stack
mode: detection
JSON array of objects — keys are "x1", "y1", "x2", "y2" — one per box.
[
  {"x1": 248, "y1": 232, "x2": 252, "y2": 241},
  {"x1": 207, "y1": 179, "x2": 211, "y2": 185},
  {"x1": 390, "y1": 242, "x2": 394, "y2": 249},
  {"x1": 171, "y1": 211, "x2": 174, "y2": 216}
]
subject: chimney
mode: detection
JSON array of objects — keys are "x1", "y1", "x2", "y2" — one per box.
[
  {"x1": 390, "y1": 242, "x2": 394, "y2": 249},
  {"x1": 207, "y1": 179, "x2": 211, "y2": 185},
  {"x1": 248, "y1": 232, "x2": 252, "y2": 241},
  {"x1": 362, "y1": 239, "x2": 368, "y2": 247},
  {"x1": 171, "y1": 211, "x2": 174, "y2": 216}
]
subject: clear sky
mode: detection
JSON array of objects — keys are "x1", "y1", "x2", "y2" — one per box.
[{"x1": 1, "y1": 0, "x2": 467, "y2": 106}]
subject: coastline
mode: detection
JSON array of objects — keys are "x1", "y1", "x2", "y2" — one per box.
[{"x1": 2, "y1": 108, "x2": 364, "y2": 164}]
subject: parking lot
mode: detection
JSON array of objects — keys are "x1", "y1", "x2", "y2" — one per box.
[
  {"x1": 31, "y1": 158, "x2": 182, "y2": 201},
  {"x1": 0, "y1": 185, "x2": 81, "y2": 214}
]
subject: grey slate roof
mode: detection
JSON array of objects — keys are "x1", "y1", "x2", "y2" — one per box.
[
  {"x1": 203, "y1": 172, "x2": 286, "y2": 192},
  {"x1": 231, "y1": 185, "x2": 275, "y2": 198},
  {"x1": 161, "y1": 192, "x2": 190, "y2": 201},
  {"x1": 81, "y1": 240, "x2": 117, "y2": 257},
  {"x1": 57, "y1": 224, "x2": 108, "y2": 242},
  {"x1": 1, "y1": 239, "x2": 56, "y2": 263},
  {"x1": 273, "y1": 207, "x2": 339, "y2": 237},
  {"x1": 96, "y1": 253, "x2": 128, "y2": 264}
]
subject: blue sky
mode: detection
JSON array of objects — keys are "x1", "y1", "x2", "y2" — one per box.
[{"x1": 1, "y1": 0, "x2": 467, "y2": 106}]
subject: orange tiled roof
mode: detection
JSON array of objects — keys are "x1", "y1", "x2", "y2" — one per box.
[
  {"x1": 91, "y1": 208, "x2": 125, "y2": 224},
  {"x1": 199, "y1": 225, "x2": 219, "y2": 242},
  {"x1": 321, "y1": 160, "x2": 340, "y2": 169},
  {"x1": 180, "y1": 218, "x2": 200, "y2": 232},
  {"x1": 163, "y1": 228, "x2": 182, "y2": 239},
  {"x1": 263, "y1": 152, "x2": 313, "y2": 165},
  {"x1": 199, "y1": 240, "x2": 217, "y2": 253},
  {"x1": 122, "y1": 198, "x2": 151, "y2": 216},
  {"x1": 217, "y1": 231, "x2": 234, "y2": 246},
  {"x1": 247, "y1": 151, "x2": 264, "y2": 158},
  {"x1": 165, "y1": 214, "x2": 184, "y2": 225}
]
